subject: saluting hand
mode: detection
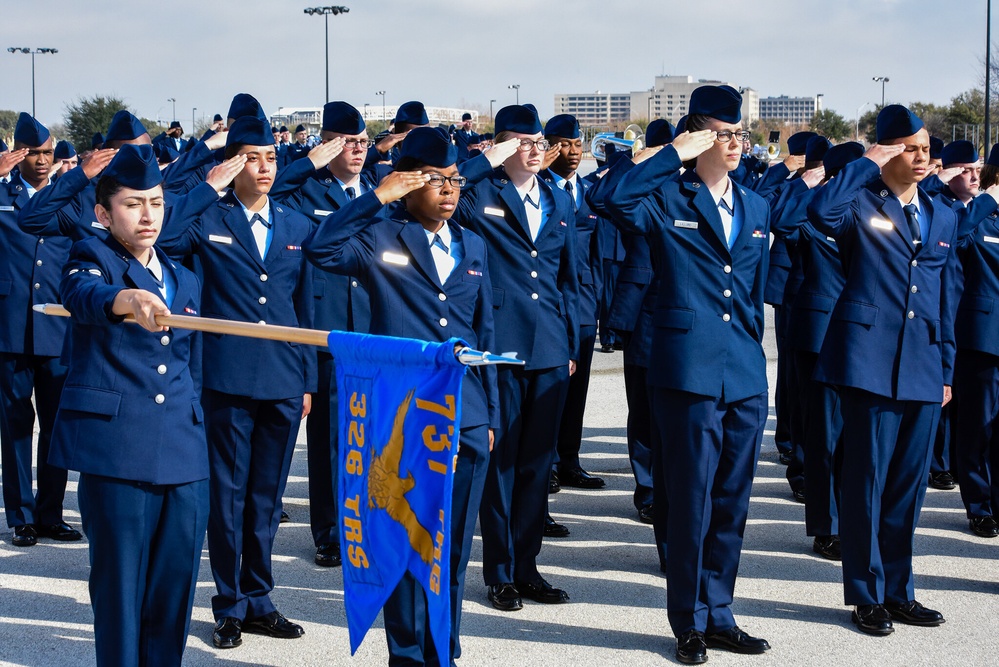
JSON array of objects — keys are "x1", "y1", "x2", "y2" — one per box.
[
  {"x1": 205, "y1": 155, "x2": 247, "y2": 192},
  {"x1": 309, "y1": 137, "x2": 346, "y2": 168},
  {"x1": 935, "y1": 166, "x2": 964, "y2": 185},
  {"x1": 671, "y1": 130, "x2": 715, "y2": 162},
  {"x1": 375, "y1": 131, "x2": 408, "y2": 154},
  {"x1": 0, "y1": 148, "x2": 28, "y2": 178},
  {"x1": 374, "y1": 170, "x2": 429, "y2": 204},
  {"x1": 485, "y1": 138, "x2": 520, "y2": 168},
  {"x1": 864, "y1": 143, "x2": 906, "y2": 169},
  {"x1": 801, "y1": 165, "x2": 826, "y2": 189},
  {"x1": 204, "y1": 131, "x2": 229, "y2": 151},
  {"x1": 542, "y1": 144, "x2": 561, "y2": 171},
  {"x1": 782, "y1": 153, "x2": 806, "y2": 172},
  {"x1": 983, "y1": 182, "x2": 999, "y2": 205},
  {"x1": 82, "y1": 148, "x2": 117, "y2": 179},
  {"x1": 632, "y1": 144, "x2": 665, "y2": 165},
  {"x1": 112, "y1": 289, "x2": 171, "y2": 332}
]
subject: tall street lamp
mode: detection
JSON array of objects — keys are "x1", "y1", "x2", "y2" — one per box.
[
  {"x1": 872, "y1": 76, "x2": 889, "y2": 107},
  {"x1": 192, "y1": 107, "x2": 197, "y2": 137},
  {"x1": 376, "y1": 90, "x2": 386, "y2": 123},
  {"x1": 490, "y1": 99, "x2": 496, "y2": 122},
  {"x1": 303, "y1": 5, "x2": 349, "y2": 103},
  {"x1": 508, "y1": 84, "x2": 520, "y2": 105},
  {"x1": 7, "y1": 47, "x2": 58, "y2": 118},
  {"x1": 168, "y1": 97, "x2": 176, "y2": 123}
]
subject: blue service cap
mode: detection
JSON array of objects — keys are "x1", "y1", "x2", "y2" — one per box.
[
  {"x1": 482, "y1": 132, "x2": 493, "y2": 141},
  {"x1": 787, "y1": 131, "x2": 817, "y2": 156},
  {"x1": 169, "y1": 121, "x2": 181, "y2": 130},
  {"x1": 322, "y1": 101, "x2": 365, "y2": 134},
  {"x1": 226, "y1": 116, "x2": 276, "y2": 148},
  {"x1": 523, "y1": 103, "x2": 538, "y2": 116},
  {"x1": 495, "y1": 104, "x2": 542, "y2": 135},
  {"x1": 675, "y1": 115, "x2": 688, "y2": 135},
  {"x1": 461, "y1": 112, "x2": 472, "y2": 121},
  {"x1": 213, "y1": 113, "x2": 224, "y2": 123},
  {"x1": 14, "y1": 112, "x2": 50, "y2": 147},
  {"x1": 279, "y1": 125, "x2": 288, "y2": 133},
  {"x1": 270, "y1": 126, "x2": 279, "y2": 134},
  {"x1": 988, "y1": 143, "x2": 999, "y2": 167},
  {"x1": 941, "y1": 140, "x2": 979, "y2": 166},
  {"x1": 105, "y1": 110, "x2": 148, "y2": 143},
  {"x1": 102, "y1": 144, "x2": 162, "y2": 191},
  {"x1": 544, "y1": 114, "x2": 580, "y2": 139},
  {"x1": 876, "y1": 104, "x2": 924, "y2": 143},
  {"x1": 823, "y1": 141, "x2": 865, "y2": 176},
  {"x1": 399, "y1": 127, "x2": 457, "y2": 168},
  {"x1": 54, "y1": 140, "x2": 76, "y2": 160},
  {"x1": 227, "y1": 93, "x2": 266, "y2": 122},
  {"x1": 294, "y1": 124, "x2": 306, "y2": 134},
  {"x1": 394, "y1": 101, "x2": 429, "y2": 126},
  {"x1": 157, "y1": 143, "x2": 180, "y2": 164},
  {"x1": 91, "y1": 132, "x2": 105, "y2": 150},
  {"x1": 805, "y1": 136, "x2": 832, "y2": 163},
  {"x1": 688, "y1": 85, "x2": 742, "y2": 123},
  {"x1": 646, "y1": 119, "x2": 675, "y2": 148},
  {"x1": 929, "y1": 136, "x2": 944, "y2": 160}
]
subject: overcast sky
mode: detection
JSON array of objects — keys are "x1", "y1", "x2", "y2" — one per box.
[{"x1": 1, "y1": 0, "x2": 991, "y2": 132}]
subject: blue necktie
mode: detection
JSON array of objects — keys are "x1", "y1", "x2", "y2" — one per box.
[
  {"x1": 345, "y1": 186, "x2": 356, "y2": 200},
  {"x1": 903, "y1": 204, "x2": 921, "y2": 245}
]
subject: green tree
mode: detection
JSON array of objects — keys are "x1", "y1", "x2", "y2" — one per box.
[
  {"x1": 858, "y1": 107, "x2": 880, "y2": 144},
  {"x1": 0, "y1": 110, "x2": 17, "y2": 143},
  {"x1": 64, "y1": 95, "x2": 129, "y2": 150},
  {"x1": 810, "y1": 109, "x2": 852, "y2": 142}
]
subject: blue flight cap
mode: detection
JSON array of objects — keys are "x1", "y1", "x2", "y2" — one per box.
[
  {"x1": 941, "y1": 140, "x2": 979, "y2": 166},
  {"x1": 169, "y1": 121, "x2": 182, "y2": 130},
  {"x1": 157, "y1": 143, "x2": 180, "y2": 164},
  {"x1": 54, "y1": 140, "x2": 76, "y2": 160},
  {"x1": 279, "y1": 125, "x2": 288, "y2": 133},
  {"x1": 322, "y1": 101, "x2": 365, "y2": 134},
  {"x1": 544, "y1": 114, "x2": 580, "y2": 139},
  {"x1": 227, "y1": 117, "x2": 275, "y2": 147},
  {"x1": 105, "y1": 110, "x2": 148, "y2": 143},
  {"x1": 523, "y1": 103, "x2": 538, "y2": 116},
  {"x1": 988, "y1": 143, "x2": 999, "y2": 167},
  {"x1": 822, "y1": 141, "x2": 865, "y2": 176},
  {"x1": 399, "y1": 127, "x2": 457, "y2": 168},
  {"x1": 495, "y1": 104, "x2": 542, "y2": 134},
  {"x1": 91, "y1": 132, "x2": 105, "y2": 150},
  {"x1": 876, "y1": 104, "x2": 924, "y2": 143},
  {"x1": 102, "y1": 144, "x2": 163, "y2": 190},
  {"x1": 227, "y1": 93, "x2": 266, "y2": 122},
  {"x1": 929, "y1": 136, "x2": 944, "y2": 160},
  {"x1": 294, "y1": 124, "x2": 306, "y2": 134},
  {"x1": 14, "y1": 112, "x2": 50, "y2": 147},
  {"x1": 270, "y1": 126, "x2": 279, "y2": 134},
  {"x1": 646, "y1": 119, "x2": 675, "y2": 147},
  {"x1": 805, "y1": 136, "x2": 832, "y2": 163},
  {"x1": 675, "y1": 115, "x2": 688, "y2": 135},
  {"x1": 395, "y1": 101, "x2": 429, "y2": 126},
  {"x1": 688, "y1": 85, "x2": 742, "y2": 123},
  {"x1": 213, "y1": 113, "x2": 223, "y2": 123},
  {"x1": 461, "y1": 112, "x2": 472, "y2": 121},
  {"x1": 482, "y1": 132, "x2": 493, "y2": 141},
  {"x1": 787, "y1": 131, "x2": 817, "y2": 156}
]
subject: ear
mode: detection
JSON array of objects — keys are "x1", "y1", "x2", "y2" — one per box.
[{"x1": 94, "y1": 203, "x2": 112, "y2": 229}]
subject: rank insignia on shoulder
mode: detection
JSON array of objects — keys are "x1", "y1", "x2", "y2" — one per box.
[
  {"x1": 937, "y1": 241, "x2": 950, "y2": 248},
  {"x1": 752, "y1": 229, "x2": 766, "y2": 238},
  {"x1": 286, "y1": 245, "x2": 301, "y2": 251},
  {"x1": 466, "y1": 269, "x2": 483, "y2": 276}
]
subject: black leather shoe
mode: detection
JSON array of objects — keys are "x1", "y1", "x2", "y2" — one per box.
[
  {"x1": 928, "y1": 470, "x2": 956, "y2": 490},
  {"x1": 516, "y1": 578, "x2": 569, "y2": 604},
  {"x1": 549, "y1": 472, "x2": 560, "y2": 494},
  {"x1": 638, "y1": 505, "x2": 655, "y2": 524},
  {"x1": 852, "y1": 604, "x2": 894, "y2": 636},
  {"x1": 243, "y1": 611, "x2": 305, "y2": 639},
  {"x1": 35, "y1": 522, "x2": 83, "y2": 541},
  {"x1": 778, "y1": 452, "x2": 792, "y2": 465},
  {"x1": 884, "y1": 600, "x2": 945, "y2": 626},
  {"x1": 705, "y1": 626, "x2": 771, "y2": 654},
  {"x1": 599, "y1": 343, "x2": 614, "y2": 353},
  {"x1": 11, "y1": 525, "x2": 37, "y2": 547},
  {"x1": 559, "y1": 467, "x2": 606, "y2": 489},
  {"x1": 544, "y1": 514, "x2": 570, "y2": 538},
  {"x1": 675, "y1": 630, "x2": 707, "y2": 664},
  {"x1": 792, "y1": 487, "x2": 806, "y2": 503},
  {"x1": 487, "y1": 583, "x2": 523, "y2": 611},
  {"x1": 315, "y1": 543, "x2": 342, "y2": 567},
  {"x1": 813, "y1": 535, "x2": 842, "y2": 560},
  {"x1": 969, "y1": 515, "x2": 999, "y2": 538},
  {"x1": 213, "y1": 617, "x2": 242, "y2": 648},
  {"x1": 280, "y1": 510, "x2": 290, "y2": 523}
]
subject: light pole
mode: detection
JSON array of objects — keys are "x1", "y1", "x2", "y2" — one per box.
[
  {"x1": 168, "y1": 98, "x2": 176, "y2": 123},
  {"x1": 192, "y1": 107, "x2": 197, "y2": 137},
  {"x1": 303, "y1": 6, "x2": 349, "y2": 103},
  {"x1": 376, "y1": 90, "x2": 386, "y2": 123},
  {"x1": 489, "y1": 99, "x2": 496, "y2": 123},
  {"x1": 508, "y1": 84, "x2": 520, "y2": 105},
  {"x1": 363, "y1": 103, "x2": 369, "y2": 120},
  {"x1": 7, "y1": 47, "x2": 58, "y2": 118},
  {"x1": 856, "y1": 102, "x2": 870, "y2": 141},
  {"x1": 987, "y1": 0, "x2": 993, "y2": 148},
  {"x1": 872, "y1": 76, "x2": 889, "y2": 107}
]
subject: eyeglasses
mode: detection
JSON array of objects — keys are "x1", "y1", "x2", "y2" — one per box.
[
  {"x1": 518, "y1": 139, "x2": 550, "y2": 152},
  {"x1": 342, "y1": 138, "x2": 374, "y2": 149},
  {"x1": 426, "y1": 174, "x2": 467, "y2": 188},
  {"x1": 715, "y1": 131, "x2": 751, "y2": 143}
]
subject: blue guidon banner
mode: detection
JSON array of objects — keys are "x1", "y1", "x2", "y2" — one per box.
[{"x1": 327, "y1": 331, "x2": 466, "y2": 660}]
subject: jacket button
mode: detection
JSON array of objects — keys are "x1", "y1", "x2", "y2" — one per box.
[
  {"x1": 439, "y1": 318, "x2": 448, "y2": 327},
  {"x1": 530, "y1": 250, "x2": 538, "y2": 258},
  {"x1": 907, "y1": 311, "x2": 915, "y2": 319},
  {"x1": 157, "y1": 364, "x2": 167, "y2": 375},
  {"x1": 33, "y1": 283, "x2": 40, "y2": 290},
  {"x1": 351, "y1": 280, "x2": 358, "y2": 287},
  {"x1": 911, "y1": 260, "x2": 918, "y2": 267},
  {"x1": 530, "y1": 271, "x2": 538, "y2": 278},
  {"x1": 723, "y1": 289, "x2": 732, "y2": 298},
  {"x1": 258, "y1": 320, "x2": 266, "y2": 324},
  {"x1": 438, "y1": 293, "x2": 446, "y2": 301},
  {"x1": 910, "y1": 285, "x2": 917, "y2": 293},
  {"x1": 260, "y1": 274, "x2": 268, "y2": 282},
  {"x1": 723, "y1": 265, "x2": 732, "y2": 274},
  {"x1": 36, "y1": 260, "x2": 43, "y2": 266},
  {"x1": 531, "y1": 293, "x2": 539, "y2": 300},
  {"x1": 154, "y1": 394, "x2": 165, "y2": 404},
  {"x1": 160, "y1": 335, "x2": 170, "y2": 346},
  {"x1": 258, "y1": 296, "x2": 267, "y2": 304},
  {"x1": 38, "y1": 238, "x2": 44, "y2": 244},
  {"x1": 722, "y1": 314, "x2": 731, "y2": 322}
]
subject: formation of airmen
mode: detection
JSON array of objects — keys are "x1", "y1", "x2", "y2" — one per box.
[{"x1": 1, "y1": 84, "x2": 997, "y2": 666}]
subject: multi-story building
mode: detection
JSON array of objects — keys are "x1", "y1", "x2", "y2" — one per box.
[
  {"x1": 270, "y1": 106, "x2": 477, "y2": 134},
  {"x1": 552, "y1": 92, "x2": 633, "y2": 126},
  {"x1": 758, "y1": 95, "x2": 822, "y2": 125}
]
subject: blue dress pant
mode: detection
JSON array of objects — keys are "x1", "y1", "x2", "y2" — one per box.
[
  {"x1": 954, "y1": 350, "x2": 999, "y2": 518},
  {"x1": 795, "y1": 350, "x2": 844, "y2": 537},
  {"x1": 555, "y1": 325, "x2": 597, "y2": 471},
  {"x1": 306, "y1": 352, "x2": 339, "y2": 547}
]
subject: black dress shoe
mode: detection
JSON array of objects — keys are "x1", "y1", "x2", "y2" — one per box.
[
  {"x1": 812, "y1": 535, "x2": 842, "y2": 560},
  {"x1": 213, "y1": 617, "x2": 242, "y2": 648},
  {"x1": 544, "y1": 514, "x2": 570, "y2": 538},
  {"x1": 599, "y1": 343, "x2": 614, "y2": 353},
  {"x1": 559, "y1": 467, "x2": 606, "y2": 489},
  {"x1": 243, "y1": 611, "x2": 305, "y2": 639},
  {"x1": 315, "y1": 543, "x2": 342, "y2": 567},
  {"x1": 675, "y1": 630, "x2": 707, "y2": 665},
  {"x1": 852, "y1": 604, "x2": 894, "y2": 636},
  {"x1": 969, "y1": 515, "x2": 999, "y2": 538},
  {"x1": 280, "y1": 510, "x2": 290, "y2": 523},
  {"x1": 705, "y1": 626, "x2": 771, "y2": 654},
  {"x1": 549, "y1": 472, "x2": 560, "y2": 494},
  {"x1": 487, "y1": 583, "x2": 522, "y2": 611},
  {"x1": 884, "y1": 600, "x2": 945, "y2": 626},
  {"x1": 11, "y1": 525, "x2": 37, "y2": 547},
  {"x1": 778, "y1": 452, "x2": 792, "y2": 465},
  {"x1": 516, "y1": 578, "x2": 569, "y2": 604},
  {"x1": 792, "y1": 487, "x2": 806, "y2": 503},
  {"x1": 638, "y1": 505, "x2": 655, "y2": 524},
  {"x1": 928, "y1": 470, "x2": 956, "y2": 490},
  {"x1": 35, "y1": 522, "x2": 83, "y2": 541},
  {"x1": 612, "y1": 340, "x2": 625, "y2": 351}
]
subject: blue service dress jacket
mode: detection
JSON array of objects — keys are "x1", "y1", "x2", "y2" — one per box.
[
  {"x1": 806, "y1": 158, "x2": 959, "y2": 402},
  {"x1": 50, "y1": 236, "x2": 208, "y2": 485},
  {"x1": 303, "y1": 191, "x2": 499, "y2": 434},
  {"x1": 956, "y1": 207, "x2": 999, "y2": 356},
  {"x1": 156, "y1": 190, "x2": 317, "y2": 399},
  {"x1": 603, "y1": 145, "x2": 770, "y2": 402}
]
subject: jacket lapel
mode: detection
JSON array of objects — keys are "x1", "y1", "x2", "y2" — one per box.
[
  {"x1": 498, "y1": 179, "x2": 534, "y2": 245},
  {"x1": 872, "y1": 184, "x2": 917, "y2": 253},
  {"x1": 682, "y1": 175, "x2": 729, "y2": 256},
  {"x1": 535, "y1": 177, "x2": 567, "y2": 244},
  {"x1": 444, "y1": 223, "x2": 470, "y2": 286},
  {"x1": 220, "y1": 193, "x2": 267, "y2": 271},
  {"x1": 264, "y1": 202, "x2": 288, "y2": 264},
  {"x1": 399, "y1": 219, "x2": 443, "y2": 288},
  {"x1": 728, "y1": 183, "x2": 757, "y2": 255}
]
